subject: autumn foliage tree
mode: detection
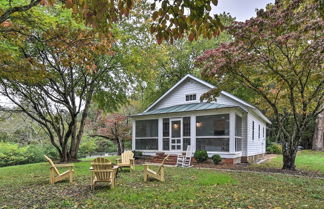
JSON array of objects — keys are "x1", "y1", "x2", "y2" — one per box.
[
  {"x1": 87, "y1": 113, "x2": 131, "y2": 155},
  {"x1": 1, "y1": 0, "x2": 223, "y2": 42},
  {"x1": 198, "y1": 0, "x2": 323, "y2": 170}
]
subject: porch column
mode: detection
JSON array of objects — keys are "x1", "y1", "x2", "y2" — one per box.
[
  {"x1": 132, "y1": 120, "x2": 136, "y2": 150},
  {"x1": 158, "y1": 118, "x2": 163, "y2": 151},
  {"x1": 229, "y1": 112, "x2": 236, "y2": 153},
  {"x1": 190, "y1": 115, "x2": 196, "y2": 153}
]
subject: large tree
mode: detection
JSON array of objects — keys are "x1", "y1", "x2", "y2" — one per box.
[
  {"x1": 0, "y1": 19, "x2": 134, "y2": 161},
  {"x1": 198, "y1": 0, "x2": 323, "y2": 170}
]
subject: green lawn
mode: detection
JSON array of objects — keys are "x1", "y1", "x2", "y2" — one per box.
[
  {"x1": 251, "y1": 150, "x2": 324, "y2": 173},
  {"x1": 0, "y1": 157, "x2": 323, "y2": 208}
]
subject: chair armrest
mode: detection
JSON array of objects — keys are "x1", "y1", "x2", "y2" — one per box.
[{"x1": 55, "y1": 163, "x2": 74, "y2": 168}]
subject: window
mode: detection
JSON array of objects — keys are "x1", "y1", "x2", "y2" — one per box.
[
  {"x1": 163, "y1": 118, "x2": 170, "y2": 150},
  {"x1": 263, "y1": 127, "x2": 265, "y2": 138},
  {"x1": 196, "y1": 114, "x2": 230, "y2": 152},
  {"x1": 185, "y1": 94, "x2": 196, "y2": 101},
  {"x1": 258, "y1": 124, "x2": 260, "y2": 139},
  {"x1": 252, "y1": 121, "x2": 255, "y2": 140},
  {"x1": 135, "y1": 120, "x2": 158, "y2": 150}
]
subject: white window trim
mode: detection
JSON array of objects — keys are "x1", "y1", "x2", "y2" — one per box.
[{"x1": 185, "y1": 93, "x2": 197, "y2": 102}]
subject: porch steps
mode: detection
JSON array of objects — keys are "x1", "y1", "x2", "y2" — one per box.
[{"x1": 150, "y1": 154, "x2": 178, "y2": 165}]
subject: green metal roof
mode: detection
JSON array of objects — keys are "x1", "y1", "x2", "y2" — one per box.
[{"x1": 132, "y1": 102, "x2": 238, "y2": 117}]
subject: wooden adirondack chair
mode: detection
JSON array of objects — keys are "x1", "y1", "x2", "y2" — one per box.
[
  {"x1": 176, "y1": 145, "x2": 192, "y2": 167},
  {"x1": 116, "y1": 151, "x2": 135, "y2": 171},
  {"x1": 44, "y1": 155, "x2": 74, "y2": 184},
  {"x1": 91, "y1": 157, "x2": 117, "y2": 189},
  {"x1": 143, "y1": 155, "x2": 169, "y2": 182}
]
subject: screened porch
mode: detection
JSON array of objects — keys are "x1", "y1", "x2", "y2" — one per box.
[{"x1": 132, "y1": 111, "x2": 243, "y2": 155}]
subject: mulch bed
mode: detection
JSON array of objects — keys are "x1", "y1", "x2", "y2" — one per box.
[{"x1": 136, "y1": 157, "x2": 324, "y2": 178}]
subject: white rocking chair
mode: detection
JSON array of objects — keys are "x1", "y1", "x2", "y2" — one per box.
[{"x1": 176, "y1": 145, "x2": 192, "y2": 167}]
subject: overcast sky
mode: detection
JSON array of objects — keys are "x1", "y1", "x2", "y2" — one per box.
[{"x1": 212, "y1": 0, "x2": 275, "y2": 21}]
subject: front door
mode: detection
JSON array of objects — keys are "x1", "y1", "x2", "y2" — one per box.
[{"x1": 170, "y1": 119, "x2": 182, "y2": 151}]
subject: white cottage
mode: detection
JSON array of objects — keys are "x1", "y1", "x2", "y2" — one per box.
[{"x1": 131, "y1": 74, "x2": 271, "y2": 164}]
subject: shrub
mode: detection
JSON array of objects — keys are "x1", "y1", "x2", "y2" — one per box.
[
  {"x1": 212, "y1": 154, "x2": 222, "y2": 164},
  {"x1": 0, "y1": 142, "x2": 61, "y2": 167},
  {"x1": 133, "y1": 150, "x2": 143, "y2": 159},
  {"x1": 194, "y1": 150, "x2": 208, "y2": 163},
  {"x1": 25, "y1": 144, "x2": 45, "y2": 164},
  {"x1": 266, "y1": 143, "x2": 282, "y2": 154},
  {"x1": 78, "y1": 137, "x2": 97, "y2": 158},
  {"x1": 0, "y1": 142, "x2": 28, "y2": 167}
]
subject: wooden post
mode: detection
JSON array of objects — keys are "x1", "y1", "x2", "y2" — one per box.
[
  {"x1": 143, "y1": 165, "x2": 148, "y2": 182},
  {"x1": 50, "y1": 168, "x2": 55, "y2": 184},
  {"x1": 160, "y1": 166, "x2": 165, "y2": 182}
]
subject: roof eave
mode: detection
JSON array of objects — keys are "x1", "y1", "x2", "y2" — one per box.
[{"x1": 129, "y1": 106, "x2": 246, "y2": 118}]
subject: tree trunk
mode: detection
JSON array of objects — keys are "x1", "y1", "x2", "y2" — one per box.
[
  {"x1": 118, "y1": 137, "x2": 125, "y2": 154},
  {"x1": 312, "y1": 107, "x2": 324, "y2": 151},
  {"x1": 282, "y1": 142, "x2": 298, "y2": 170},
  {"x1": 116, "y1": 138, "x2": 122, "y2": 155}
]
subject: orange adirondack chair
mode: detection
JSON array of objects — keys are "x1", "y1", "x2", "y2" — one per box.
[
  {"x1": 90, "y1": 157, "x2": 117, "y2": 189},
  {"x1": 116, "y1": 151, "x2": 135, "y2": 171},
  {"x1": 44, "y1": 155, "x2": 74, "y2": 184}
]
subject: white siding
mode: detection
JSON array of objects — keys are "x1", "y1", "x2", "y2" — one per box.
[
  {"x1": 151, "y1": 78, "x2": 211, "y2": 110},
  {"x1": 246, "y1": 112, "x2": 267, "y2": 156}
]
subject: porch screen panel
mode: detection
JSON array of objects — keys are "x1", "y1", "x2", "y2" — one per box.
[
  {"x1": 183, "y1": 138, "x2": 190, "y2": 151},
  {"x1": 196, "y1": 114, "x2": 230, "y2": 152},
  {"x1": 196, "y1": 138, "x2": 229, "y2": 152},
  {"x1": 235, "y1": 138, "x2": 242, "y2": 151},
  {"x1": 235, "y1": 115, "x2": 243, "y2": 151},
  {"x1": 136, "y1": 138, "x2": 158, "y2": 150},
  {"x1": 135, "y1": 119, "x2": 158, "y2": 150},
  {"x1": 235, "y1": 115, "x2": 242, "y2": 136},
  {"x1": 183, "y1": 117, "x2": 190, "y2": 137},
  {"x1": 196, "y1": 114, "x2": 229, "y2": 136},
  {"x1": 136, "y1": 120, "x2": 158, "y2": 137},
  {"x1": 163, "y1": 118, "x2": 170, "y2": 150}
]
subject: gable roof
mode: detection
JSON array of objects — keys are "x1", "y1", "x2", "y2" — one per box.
[
  {"x1": 144, "y1": 74, "x2": 271, "y2": 124},
  {"x1": 144, "y1": 74, "x2": 215, "y2": 112},
  {"x1": 134, "y1": 102, "x2": 239, "y2": 117}
]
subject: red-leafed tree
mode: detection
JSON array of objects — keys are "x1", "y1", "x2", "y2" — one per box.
[
  {"x1": 88, "y1": 113, "x2": 131, "y2": 155},
  {"x1": 197, "y1": 0, "x2": 323, "y2": 170}
]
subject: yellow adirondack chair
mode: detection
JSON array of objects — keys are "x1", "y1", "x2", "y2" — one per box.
[
  {"x1": 91, "y1": 157, "x2": 116, "y2": 189},
  {"x1": 116, "y1": 151, "x2": 135, "y2": 171},
  {"x1": 143, "y1": 155, "x2": 169, "y2": 182},
  {"x1": 44, "y1": 155, "x2": 74, "y2": 184}
]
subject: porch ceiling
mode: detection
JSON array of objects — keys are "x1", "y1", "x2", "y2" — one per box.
[{"x1": 131, "y1": 102, "x2": 239, "y2": 117}]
